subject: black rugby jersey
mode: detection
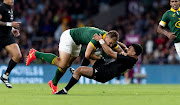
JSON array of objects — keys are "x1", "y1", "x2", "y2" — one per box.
[
  {"x1": 0, "y1": 3, "x2": 14, "y2": 38},
  {"x1": 95, "y1": 53, "x2": 137, "y2": 83}
]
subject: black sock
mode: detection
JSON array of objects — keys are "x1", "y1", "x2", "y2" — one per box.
[
  {"x1": 65, "y1": 76, "x2": 78, "y2": 91},
  {"x1": 5, "y1": 59, "x2": 17, "y2": 75},
  {"x1": 81, "y1": 57, "x2": 90, "y2": 66}
]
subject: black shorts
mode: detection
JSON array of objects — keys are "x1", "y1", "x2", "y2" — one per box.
[
  {"x1": 0, "y1": 37, "x2": 16, "y2": 50},
  {"x1": 91, "y1": 58, "x2": 110, "y2": 83}
]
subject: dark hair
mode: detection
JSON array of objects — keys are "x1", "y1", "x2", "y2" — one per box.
[
  {"x1": 106, "y1": 30, "x2": 119, "y2": 41},
  {"x1": 131, "y1": 44, "x2": 143, "y2": 56}
]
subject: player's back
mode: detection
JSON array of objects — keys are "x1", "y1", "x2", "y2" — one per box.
[
  {"x1": 70, "y1": 27, "x2": 107, "y2": 45},
  {"x1": 103, "y1": 54, "x2": 137, "y2": 79}
]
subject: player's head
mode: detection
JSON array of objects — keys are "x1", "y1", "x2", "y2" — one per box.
[
  {"x1": 170, "y1": 0, "x2": 180, "y2": 10},
  {"x1": 4, "y1": 0, "x2": 14, "y2": 6},
  {"x1": 128, "y1": 44, "x2": 143, "y2": 56},
  {"x1": 104, "y1": 30, "x2": 119, "y2": 47}
]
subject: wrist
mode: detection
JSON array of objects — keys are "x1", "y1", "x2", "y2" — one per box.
[
  {"x1": 6, "y1": 22, "x2": 12, "y2": 27},
  {"x1": 99, "y1": 39, "x2": 105, "y2": 44}
]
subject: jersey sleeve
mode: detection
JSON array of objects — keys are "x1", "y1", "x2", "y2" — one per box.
[
  {"x1": 159, "y1": 11, "x2": 169, "y2": 27},
  {"x1": 112, "y1": 42, "x2": 119, "y2": 50},
  {"x1": 89, "y1": 39, "x2": 100, "y2": 50}
]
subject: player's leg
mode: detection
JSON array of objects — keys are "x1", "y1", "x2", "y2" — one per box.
[
  {"x1": 50, "y1": 33, "x2": 82, "y2": 94},
  {"x1": 26, "y1": 49, "x2": 59, "y2": 66},
  {"x1": 55, "y1": 66, "x2": 93, "y2": 94},
  {"x1": 1, "y1": 43, "x2": 22, "y2": 88},
  {"x1": 51, "y1": 32, "x2": 82, "y2": 86},
  {"x1": 48, "y1": 50, "x2": 73, "y2": 94},
  {"x1": 52, "y1": 55, "x2": 76, "y2": 86},
  {"x1": 26, "y1": 29, "x2": 70, "y2": 66}
]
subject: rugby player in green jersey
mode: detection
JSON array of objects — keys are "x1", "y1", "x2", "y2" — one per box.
[
  {"x1": 26, "y1": 27, "x2": 123, "y2": 94},
  {"x1": 157, "y1": 0, "x2": 180, "y2": 57}
]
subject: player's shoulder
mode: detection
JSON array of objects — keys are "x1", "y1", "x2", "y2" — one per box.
[{"x1": 163, "y1": 10, "x2": 172, "y2": 14}]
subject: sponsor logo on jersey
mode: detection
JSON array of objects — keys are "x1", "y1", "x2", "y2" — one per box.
[
  {"x1": 175, "y1": 21, "x2": 180, "y2": 28},
  {"x1": 172, "y1": 13, "x2": 176, "y2": 17}
]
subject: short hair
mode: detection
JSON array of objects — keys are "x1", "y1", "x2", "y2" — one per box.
[
  {"x1": 106, "y1": 30, "x2": 119, "y2": 41},
  {"x1": 131, "y1": 44, "x2": 143, "y2": 56}
]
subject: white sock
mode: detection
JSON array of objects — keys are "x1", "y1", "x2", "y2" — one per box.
[
  {"x1": 3, "y1": 74, "x2": 8, "y2": 79},
  {"x1": 63, "y1": 88, "x2": 68, "y2": 93}
]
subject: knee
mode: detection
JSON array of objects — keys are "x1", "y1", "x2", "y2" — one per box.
[
  {"x1": 74, "y1": 67, "x2": 83, "y2": 75},
  {"x1": 13, "y1": 52, "x2": 22, "y2": 61},
  {"x1": 55, "y1": 58, "x2": 67, "y2": 68}
]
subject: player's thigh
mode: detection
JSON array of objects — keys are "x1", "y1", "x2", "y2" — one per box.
[
  {"x1": 67, "y1": 56, "x2": 77, "y2": 67},
  {"x1": 76, "y1": 66, "x2": 93, "y2": 78},
  {"x1": 57, "y1": 50, "x2": 72, "y2": 68},
  {"x1": 5, "y1": 43, "x2": 21, "y2": 57}
]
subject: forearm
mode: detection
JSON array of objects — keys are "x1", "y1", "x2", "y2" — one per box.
[
  {"x1": 100, "y1": 42, "x2": 114, "y2": 56},
  {"x1": 89, "y1": 53, "x2": 101, "y2": 60},
  {"x1": 99, "y1": 39, "x2": 117, "y2": 59},
  {"x1": 117, "y1": 42, "x2": 127, "y2": 49},
  {"x1": 0, "y1": 21, "x2": 7, "y2": 26},
  {"x1": 157, "y1": 25, "x2": 169, "y2": 37}
]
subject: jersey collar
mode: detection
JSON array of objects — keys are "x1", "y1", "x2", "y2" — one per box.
[{"x1": 170, "y1": 7, "x2": 180, "y2": 12}]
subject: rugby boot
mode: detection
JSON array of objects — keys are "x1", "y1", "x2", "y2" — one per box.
[
  {"x1": 48, "y1": 80, "x2": 58, "y2": 94},
  {"x1": 26, "y1": 49, "x2": 37, "y2": 66}
]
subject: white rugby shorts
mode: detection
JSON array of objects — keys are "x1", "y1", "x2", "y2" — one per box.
[
  {"x1": 58, "y1": 30, "x2": 82, "y2": 57},
  {"x1": 174, "y1": 42, "x2": 180, "y2": 57}
]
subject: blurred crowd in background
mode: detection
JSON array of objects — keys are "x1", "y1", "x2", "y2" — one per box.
[{"x1": 0, "y1": 0, "x2": 179, "y2": 65}]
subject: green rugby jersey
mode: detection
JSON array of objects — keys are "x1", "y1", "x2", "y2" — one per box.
[
  {"x1": 70, "y1": 27, "x2": 119, "y2": 50},
  {"x1": 159, "y1": 8, "x2": 180, "y2": 43}
]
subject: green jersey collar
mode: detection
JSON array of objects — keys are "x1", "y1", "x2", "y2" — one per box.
[{"x1": 170, "y1": 7, "x2": 180, "y2": 12}]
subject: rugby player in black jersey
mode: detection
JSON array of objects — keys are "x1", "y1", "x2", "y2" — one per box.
[
  {"x1": 55, "y1": 33, "x2": 143, "y2": 95},
  {"x1": 0, "y1": 0, "x2": 21, "y2": 88}
]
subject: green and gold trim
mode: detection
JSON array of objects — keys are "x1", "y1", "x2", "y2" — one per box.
[
  {"x1": 102, "y1": 33, "x2": 107, "y2": 40},
  {"x1": 113, "y1": 45, "x2": 119, "y2": 50},
  {"x1": 51, "y1": 57, "x2": 57, "y2": 64},
  {"x1": 58, "y1": 67, "x2": 66, "y2": 73},
  {"x1": 159, "y1": 20, "x2": 166, "y2": 27},
  {"x1": 89, "y1": 42, "x2": 96, "y2": 50},
  {"x1": 170, "y1": 7, "x2": 180, "y2": 12}
]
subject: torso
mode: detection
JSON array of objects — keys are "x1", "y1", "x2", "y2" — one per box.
[{"x1": 0, "y1": 3, "x2": 13, "y2": 38}]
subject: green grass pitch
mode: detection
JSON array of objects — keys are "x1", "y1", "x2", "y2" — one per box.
[{"x1": 0, "y1": 84, "x2": 180, "y2": 105}]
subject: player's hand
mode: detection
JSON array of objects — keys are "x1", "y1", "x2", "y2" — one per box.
[
  {"x1": 167, "y1": 32, "x2": 177, "y2": 40},
  {"x1": 12, "y1": 29, "x2": 20, "y2": 37},
  {"x1": 12, "y1": 22, "x2": 21, "y2": 28},
  {"x1": 120, "y1": 52, "x2": 127, "y2": 56},
  {"x1": 93, "y1": 33, "x2": 103, "y2": 41}
]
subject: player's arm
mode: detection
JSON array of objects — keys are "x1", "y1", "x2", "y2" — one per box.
[
  {"x1": 117, "y1": 41, "x2": 128, "y2": 52},
  {"x1": 157, "y1": 25, "x2": 177, "y2": 40},
  {"x1": 85, "y1": 42, "x2": 101, "y2": 60},
  {"x1": 113, "y1": 44, "x2": 123, "y2": 53},
  {"x1": 93, "y1": 33, "x2": 118, "y2": 60},
  {"x1": 0, "y1": 14, "x2": 6, "y2": 26},
  {"x1": 0, "y1": 14, "x2": 21, "y2": 28},
  {"x1": 157, "y1": 11, "x2": 177, "y2": 40}
]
